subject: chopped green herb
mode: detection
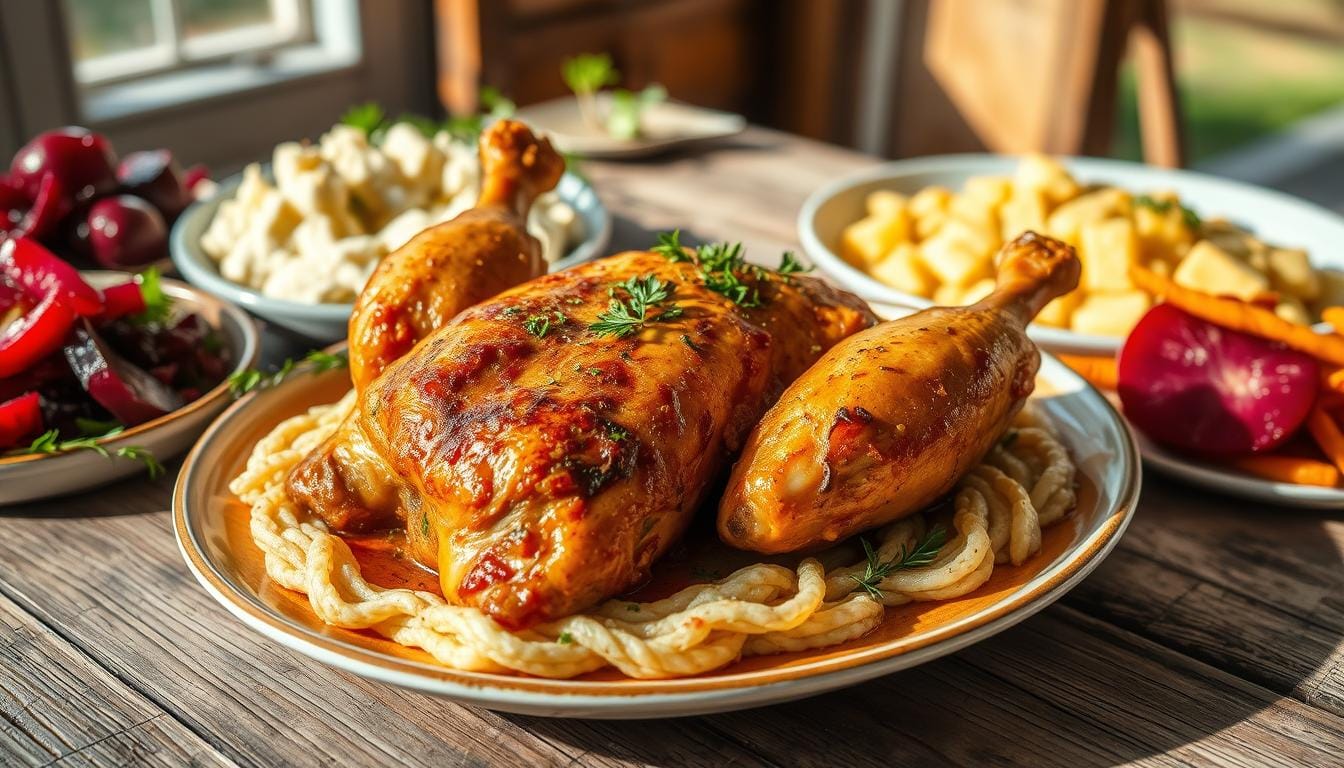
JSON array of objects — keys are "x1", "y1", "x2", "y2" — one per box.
[
  {"x1": 228, "y1": 350, "x2": 349, "y2": 398},
  {"x1": 16, "y1": 427, "x2": 162, "y2": 478},
  {"x1": 850, "y1": 526, "x2": 948, "y2": 600},
  {"x1": 524, "y1": 314, "x2": 553, "y2": 339},
  {"x1": 1135, "y1": 194, "x2": 1201, "y2": 229},
  {"x1": 608, "y1": 426, "x2": 628, "y2": 442},
  {"x1": 132, "y1": 267, "x2": 172, "y2": 325},
  {"x1": 589, "y1": 275, "x2": 684, "y2": 338},
  {"x1": 557, "y1": 631, "x2": 574, "y2": 645},
  {"x1": 421, "y1": 513, "x2": 430, "y2": 537},
  {"x1": 340, "y1": 102, "x2": 386, "y2": 135},
  {"x1": 777, "y1": 251, "x2": 813, "y2": 278},
  {"x1": 502, "y1": 306, "x2": 522, "y2": 317},
  {"x1": 564, "y1": 297, "x2": 584, "y2": 305},
  {"x1": 679, "y1": 333, "x2": 703, "y2": 353},
  {"x1": 652, "y1": 229, "x2": 690, "y2": 262}
]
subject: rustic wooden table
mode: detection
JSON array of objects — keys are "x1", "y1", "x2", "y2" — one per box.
[{"x1": 3, "y1": 128, "x2": 1343, "y2": 767}]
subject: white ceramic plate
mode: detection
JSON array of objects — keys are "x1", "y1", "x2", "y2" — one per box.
[
  {"x1": 1137, "y1": 433, "x2": 1344, "y2": 509},
  {"x1": 0, "y1": 272, "x2": 259, "y2": 506},
  {"x1": 515, "y1": 96, "x2": 746, "y2": 159},
  {"x1": 171, "y1": 171, "x2": 611, "y2": 342},
  {"x1": 173, "y1": 354, "x2": 1139, "y2": 718},
  {"x1": 799, "y1": 154, "x2": 1344, "y2": 356}
]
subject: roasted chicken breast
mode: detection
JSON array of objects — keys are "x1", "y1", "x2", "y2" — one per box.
[
  {"x1": 288, "y1": 250, "x2": 874, "y2": 629},
  {"x1": 718, "y1": 232, "x2": 1081, "y2": 553}
]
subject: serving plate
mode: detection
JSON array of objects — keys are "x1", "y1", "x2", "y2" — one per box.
[
  {"x1": 1, "y1": 272, "x2": 259, "y2": 506},
  {"x1": 171, "y1": 170, "x2": 611, "y2": 341},
  {"x1": 515, "y1": 96, "x2": 746, "y2": 159},
  {"x1": 799, "y1": 154, "x2": 1344, "y2": 356},
  {"x1": 174, "y1": 353, "x2": 1139, "y2": 718},
  {"x1": 1137, "y1": 434, "x2": 1344, "y2": 509}
]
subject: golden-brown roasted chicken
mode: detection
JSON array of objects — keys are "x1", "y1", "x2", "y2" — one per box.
[
  {"x1": 288, "y1": 249, "x2": 874, "y2": 628},
  {"x1": 718, "y1": 232, "x2": 1080, "y2": 553},
  {"x1": 347, "y1": 119, "x2": 564, "y2": 390}
]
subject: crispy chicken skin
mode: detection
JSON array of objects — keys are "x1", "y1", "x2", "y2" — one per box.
[
  {"x1": 718, "y1": 232, "x2": 1080, "y2": 553},
  {"x1": 347, "y1": 119, "x2": 564, "y2": 391},
  {"x1": 288, "y1": 251, "x2": 874, "y2": 629}
]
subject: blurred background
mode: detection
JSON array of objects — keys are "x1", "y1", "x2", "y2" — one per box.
[{"x1": 0, "y1": 0, "x2": 1341, "y2": 196}]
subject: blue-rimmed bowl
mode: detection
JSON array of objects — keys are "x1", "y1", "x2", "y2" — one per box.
[{"x1": 171, "y1": 171, "x2": 611, "y2": 341}]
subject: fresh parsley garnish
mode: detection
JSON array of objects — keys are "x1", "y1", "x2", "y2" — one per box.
[
  {"x1": 849, "y1": 526, "x2": 948, "y2": 600},
  {"x1": 340, "y1": 102, "x2": 386, "y2": 135},
  {"x1": 74, "y1": 417, "x2": 121, "y2": 436},
  {"x1": 524, "y1": 311, "x2": 567, "y2": 339},
  {"x1": 132, "y1": 267, "x2": 171, "y2": 325},
  {"x1": 589, "y1": 275, "x2": 684, "y2": 338},
  {"x1": 651, "y1": 229, "x2": 690, "y2": 262},
  {"x1": 562, "y1": 53, "x2": 619, "y2": 96},
  {"x1": 607, "y1": 426, "x2": 628, "y2": 442},
  {"x1": 228, "y1": 350, "x2": 349, "y2": 398},
  {"x1": 19, "y1": 428, "x2": 163, "y2": 479},
  {"x1": 777, "y1": 251, "x2": 812, "y2": 278}
]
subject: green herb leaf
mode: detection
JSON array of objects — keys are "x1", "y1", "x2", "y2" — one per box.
[
  {"x1": 1135, "y1": 194, "x2": 1200, "y2": 229},
  {"x1": 679, "y1": 333, "x2": 703, "y2": 353},
  {"x1": 777, "y1": 251, "x2": 813, "y2": 278},
  {"x1": 849, "y1": 525, "x2": 948, "y2": 600},
  {"x1": 75, "y1": 417, "x2": 122, "y2": 436},
  {"x1": 562, "y1": 53, "x2": 619, "y2": 95},
  {"x1": 651, "y1": 230, "x2": 690, "y2": 262},
  {"x1": 606, "y1": 84, "x2": 666, "y2": 140},
  {"x1": 340, "y1": 102, "x2": 386, "y2": 135},
  {"x1": 607, "y1": 425, "x2": 628, "y2": 442},
  {"x1": 132, "y1": 267, "x2": 172, "y2": 325},
  {"x1": 228, "y1": 350, "x2": 349, "y2": 398},
  {"x1": 14, "y1": 426, "x2": 161, "y2": 477},
  {"x1": 524, "y1": 314, "x2": 552, "y2": 339},
  {"x1": 557, "y1": 631, "x2": 574, "y2": 645},
  {"x1": 115, "y1": 445, "x2": 164, "y2": 479},
  {"x1": 589, "y1": 275, "x2": 684, "y2": 338}
]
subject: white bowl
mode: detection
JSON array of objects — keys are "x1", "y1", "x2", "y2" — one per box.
[
  {"x1": 171, "y1": 170, "x2": 612, "y2": 342},
  {"x1": 0, "y1": 272, "x2": 260, "y2": 505},
  {"x1": 799, "y1": 154, "x2": 1344, "y2": 356}
]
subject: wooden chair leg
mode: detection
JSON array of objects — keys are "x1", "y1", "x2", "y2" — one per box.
[{"x1": 1131, "y1": 0, "x2": 1186, "y2": 168}]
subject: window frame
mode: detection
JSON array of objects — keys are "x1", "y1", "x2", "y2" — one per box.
[{"x1": 0, "y1": 0, "x2": 435, "y2": 172}]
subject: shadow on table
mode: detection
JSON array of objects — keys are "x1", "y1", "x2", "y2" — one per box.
[{"x1": 504, "y1": 478, "x2": 1344, "y2": 765}]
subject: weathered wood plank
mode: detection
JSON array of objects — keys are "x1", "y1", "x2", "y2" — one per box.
[{"x1": 0, "y1": 589, "x2": 232, "y2": 767}]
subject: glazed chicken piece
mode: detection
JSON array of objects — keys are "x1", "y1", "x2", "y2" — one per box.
[
  {"x1": 287, "y1": 250, "x2": 874, "y2": 628},
  {"x1": 718, "y1": 232, "x2": 1080, "y2": 553},
  {"x1": 347, "y1": 119, "x2": 564, "y2": 390}
]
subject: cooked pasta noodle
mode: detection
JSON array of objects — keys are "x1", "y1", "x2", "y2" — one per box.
[{"x1": 231, "y1": 393, "x2": 1076, "y2": 679}]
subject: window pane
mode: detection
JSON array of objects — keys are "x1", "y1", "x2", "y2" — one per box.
[
  {"x1": 181, "y1": 0, "x2": 276, "y2": 39},
  {"x1": 63, "y1": 0, "x2": 158, "y2": 62}
]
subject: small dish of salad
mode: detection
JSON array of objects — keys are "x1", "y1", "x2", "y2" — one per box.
[{"x1": 0, "y1": 237, "x2": 258, "y2": 505}]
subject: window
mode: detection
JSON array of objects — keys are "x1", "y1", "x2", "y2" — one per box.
[{"x1": 65, "y1": 0, "x2": 314, "y2": 86}]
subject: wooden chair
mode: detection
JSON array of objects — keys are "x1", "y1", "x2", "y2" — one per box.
[{"x1": 923, "y1": 0, "x2": 1184, "y2": 167}]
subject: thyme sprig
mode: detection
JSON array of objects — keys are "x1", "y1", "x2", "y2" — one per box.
[
  {"x1": 19, "y1": 428, "x2": 164, "y2": 479},
  {"x1": 228, "y1": 350, "x2": 349, "y2": 398},
  {"x1": 589, "y1": 275, "x2": 684, "y2": 338},
  {"x1": 850, "y1": 525, "x2": 948, "y2": 600}
]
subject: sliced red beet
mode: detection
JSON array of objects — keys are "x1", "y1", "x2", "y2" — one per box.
[
  {"x1": 0, "y1": 237, "x2": 103, "y2": 316},
  {"x1": 0, "y1": 290, "x2": 77, "y2": 378},
  {"x1": 1117, "y1": 303, "x2": 1319, "y2": 456},
  {"x1": 0, "y1": 391, "x2": 43, "y2": 449},
  {"x1": 62, "y1": 319, "x2": 181, "y2": 426}
]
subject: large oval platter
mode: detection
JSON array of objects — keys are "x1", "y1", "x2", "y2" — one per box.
[{"x1": 174, "y1": 354, "x2": 1139, "y2": 718}]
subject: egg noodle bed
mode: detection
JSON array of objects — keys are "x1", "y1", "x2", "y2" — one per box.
[{"x1": 231, "y1": 391, "x2": 1076, "y2": 680}]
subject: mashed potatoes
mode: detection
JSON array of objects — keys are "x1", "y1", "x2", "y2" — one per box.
[{"x1": 201, "y1": 122, "x2": 579, "y2": 304}]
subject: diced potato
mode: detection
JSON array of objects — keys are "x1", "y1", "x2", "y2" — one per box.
[
  {"x1": 1134, "y1": 204, "x2": 1194, "y2": 263},
  {"x1": 1070, "y1": 291, "x2": 1152, "y2": 337},
  {"x1": 914, "y1": 210, "x2": 948, "y2": 240},
  {"x1": 1045, "y1": 188, "x2": 1129, "y2": 244},
  {"x1": 1012, "y1": 154, "x2": 1081, "y2": 205},
  {"x1": 938, "y1": 217, "x2": 997, "y2": 260},
  {"x1": 1036, "y1": 291, "x2": 1082, "y2": 328},
  {"x1": 963, "y1": 175, "x2": 1013, "y2": 206},
  {"x1": 1079, "y1": 218, "x2": 1139, "y2": 292},
  {"x1": 870, "y1": 243, "x2": 935, "y2": 296},
  {"x1": 1267, "y1": 247, "x2": 1319, "y2": 301},
  {"x1": 909, "y1": 186, "x2": 952, "y2": 219},
  {"x1": 960, "y1": 277, "x2": 997, "y2": 305},
  {"x1": 948, "y1": 193, "x2": 1000, "y2": 239},
  {"x1": 1172, "y1": 240, "x2": 1269, "y2": 301},
  {"x1": 841, "y1": 213, "x2": 909, "y2": 267},
  {"x1": 1000, "y1": 188, "x2": 1049, "y2": 242},
  {"x1": 1275, "y1": 297, "x2": 1311, "y2": 325},
  {"x1": 866, "y1": 190, "x2": 908, "y2": 219},
  {"x1": 920, "y1": 235, "x2": 991, "y2": 288},
  {"x1": 1314, "y1": 269, "x2": 1344, "y2": 311}
]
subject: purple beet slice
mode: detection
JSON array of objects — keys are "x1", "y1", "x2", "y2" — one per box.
[{"x1": 62, "y1": 318, "x2": 181, "y2": 426}]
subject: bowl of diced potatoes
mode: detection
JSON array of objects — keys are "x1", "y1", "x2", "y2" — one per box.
[{"x1": 799, "y1": 154, "x2": 1344, "y2": 355}]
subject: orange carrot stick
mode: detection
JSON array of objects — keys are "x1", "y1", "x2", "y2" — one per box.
[
  {"x1": 1058, "y1": 354, "x2": 1118, "y2": 390},
  {"x1": 1306, "y1": 407, "x2": 1344, "y2": 474},
  {"x1": 1227, "y1": 455, "x2": 1340, "y2": 487},
  {"x1": 1130, "y1": 265, "x2": 1344, "y2": 367},
  {"x1": 1322, "y1": 306, "x2": 1344, "y2": 331}
]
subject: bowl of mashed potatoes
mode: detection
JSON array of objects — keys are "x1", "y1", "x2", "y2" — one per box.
[{"x1": 171, "y1": 120, "x2": 609, "y2": 340}]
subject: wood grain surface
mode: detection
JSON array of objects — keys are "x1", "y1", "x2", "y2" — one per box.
[{"x1": 1, "y1": 127, "x2": 1342, "y2": 767}]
